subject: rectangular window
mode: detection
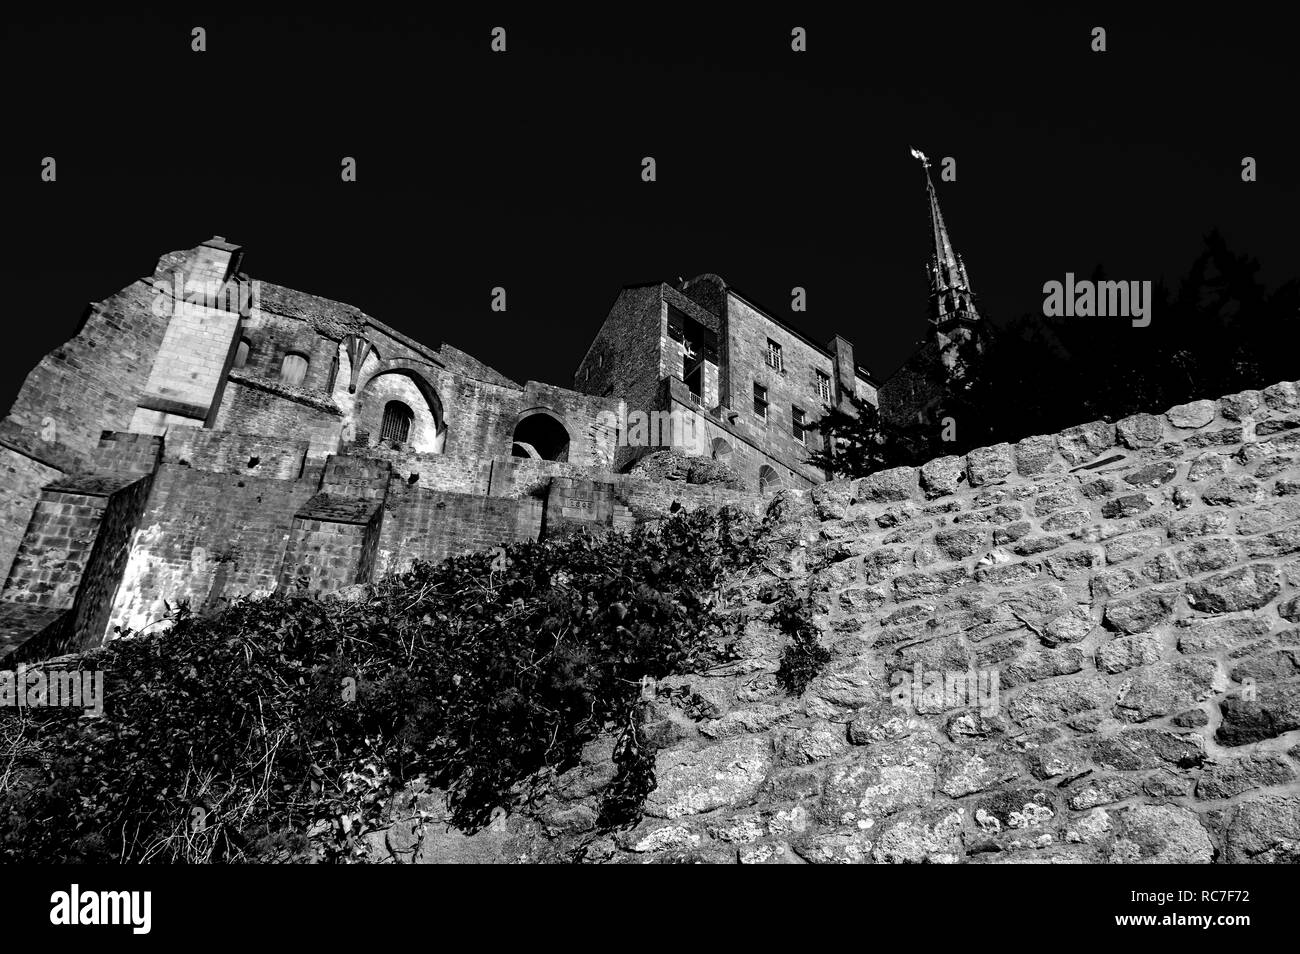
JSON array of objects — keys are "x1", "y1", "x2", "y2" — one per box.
[
  {"x1": 766, "y1": 339, "x2": 783, "y2": 372},
  {"x1": 816, "y1": 370, "x2": 832, "y2": 404},
  {"x1": 753, "y1": 383, "x2": 768, "y2": 421},
  {"x1": 792, "y1": 406, "x2": 806, "y2": 444}
]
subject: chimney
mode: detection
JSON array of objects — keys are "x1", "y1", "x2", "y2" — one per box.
[{"x1": 829, "y1": 335, "x2": 856, "y2": 410}]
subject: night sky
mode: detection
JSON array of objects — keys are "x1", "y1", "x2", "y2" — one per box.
[{"x1": 1, "y1": 11, "x2": 1295, "y2": 415}]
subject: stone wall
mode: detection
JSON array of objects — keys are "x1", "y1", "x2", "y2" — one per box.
[
  {"x1": 106, "y1": 464, "x2": 320, "y2": 632},
  {"x1": 362, "y1": 379, "x2": 1300, "y2": 863}
]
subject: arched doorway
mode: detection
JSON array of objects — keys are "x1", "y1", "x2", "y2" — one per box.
[{"x1": 511, "y1": 410, "x2": 570, "y2": 462}]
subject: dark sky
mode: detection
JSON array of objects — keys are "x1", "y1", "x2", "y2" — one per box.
[{"x1": 1, "y1": 11, "x2": 1295, "y2": 414}]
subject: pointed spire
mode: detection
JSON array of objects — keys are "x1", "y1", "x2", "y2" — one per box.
[{"x1": 911, "y1": 148, "x2": 979, "y2": 327}]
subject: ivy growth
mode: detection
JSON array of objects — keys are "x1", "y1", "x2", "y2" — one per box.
[
  {"x1": 0, "y1": 506, "x2": 766, "y2": 863},
  {"x1": 774, "y1": 590, "x2": 831, "y2": 696}
]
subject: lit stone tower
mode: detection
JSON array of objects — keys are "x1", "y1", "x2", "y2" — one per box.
[{"x1": 878, "y1": 149, "x2": 986, "y2": 427}]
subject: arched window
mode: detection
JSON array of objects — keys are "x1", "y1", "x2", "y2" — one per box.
[
  {"x1": 711, "y1": 438, "x2": 733, "y2": 463},
  {"x1": 280, "y1": 352, "x2": 309, "y2": 386},
  {"x1": 759, "y1": 464, "x2": 781, "y2": 495},
  {"x1": 233, "y1": 338, "x2": 250, "y2": 369},
  {"x1": 380, "y1": 400, "x2": 414, "y2": 444}
]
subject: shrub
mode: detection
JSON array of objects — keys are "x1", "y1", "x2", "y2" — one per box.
[{"x1": 0, "y1": 506, "x2": 766, "y2": 862}]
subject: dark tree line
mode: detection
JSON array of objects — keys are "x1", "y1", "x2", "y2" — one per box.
[{"x1": 810, "y1": 230, "x2": 1300, "y2": 477}]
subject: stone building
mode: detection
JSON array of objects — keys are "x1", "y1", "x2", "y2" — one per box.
[
  {"x1": 0, "y1": 159, "x2": 973, "y2": 661},
  {"x1": 576, "y1": 274, "x2": 878, "y2": 491},
  {"x1": 0, "y1": 236, "x2": 877, "y2": 661}
]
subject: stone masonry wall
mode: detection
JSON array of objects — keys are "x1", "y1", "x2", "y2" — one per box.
[{"x1": 361, "y1": 379, "x2": 1300, "y2": 863}]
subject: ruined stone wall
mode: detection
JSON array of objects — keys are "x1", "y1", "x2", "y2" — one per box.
[
  {"x1": 107, "y1": 465, "x2": 319, "y2": 632},
  {"x1": 0, "y1": 448, "x2": 63, "y2": 583},
  {"x1": 376, "y1": 486, "x2": 545, "y2": 577},
  {"x1": 6, "y1": 278, "x2": 170, "y2": 458},
  {"x1": 362, "y1": 379, "x2": 1300, "y2": 863}
]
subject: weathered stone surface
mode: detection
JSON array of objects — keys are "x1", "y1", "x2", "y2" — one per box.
[
  {"x1": 1008, "y1": 675, "x2": 1113, "y2": 727},
  {"x1": 966, "y1": 443, "x2": 1014, "y2": 487},
  {"x1": 936, "y1": 749, "x2": 1022, "y2": 797},
  {"x1": 1114, "y1": 657, "x2": 1218, "y2": 722},
  {"x1": 1104, "y1": 588, "x2": 1179, "y2": 634},
  {"x1": 1104, "y1": 804, "x2": 1213, "y2": 863},
  {"x1": 1177, "y1": 537, "x2": 1240, "y2": 575},
  {"x1": 1101, "y1": 493, "x2": 1153, "y2": 519},
  {"x1": 1067, "y1": 774, "x2": 1140, "y2": 810},
  {"x1": 1188, "y1": 451, "x2": 1229, "y2": 482},
  {"x1": 811, "y1": 481, "x2": 853, "y2": 520},
  {"x1": 1216, "y1": 681, "x2": 1300, "y2": 746},
  {"x1": 820, "y1": 741, "x2": 940, "y2": 821},
  {"x1": 1116, "y1": 413, "x2": 1165, "y2": 449},
  {"x1": 1090, "y1": 728, "x2": 1205, "y2": 771},
  {"x1": 1123, "y1": 461, "x2": 1178, "y2": 489},
  {"x1": 1014, "y1": 434, "x2": 1058, "y2": 476},
  {"x1": 1197, "y1": 754, "x2": 1296, "y2": 800},
  {"x1": 1096, "y1": 632, "x2": 1164, "y2": 674},
  {"x1": 1043, "y1": 606, "x2": 1097, "y2": 645},
  {"x1": 919, "y1": 455, "x2": 964, "y2": 498},
  {"x1": 847, "y1": 700, "x2": 923, "y2": 746},
  {"x1": 1218, "y1": 390, "x2": 1261, "y2": 421},
  {"x1": 1002, "y1": 647, "x2": 1085, "y2": 687},
  {"x1": 1185, "y1": 564, "x2": 1281, "y2": 614},
  {"x1": 1201, "y1": 475, "x2": 1266, "y2": 507},
  {"x1": 1222, "y1": 794, "x2": 1300, "y2": 863},
  {"x1": 1176, "y1": 614, "x2": 1273, "y2": 654},
  {"x1": 855, "y1": 467, "x2": 918, "y2": 503},
  {"x1": 1104, "y1": 532, "x2": 1161, "y2": 564},
  {"x1": 1167, "y1": 399, "x2": 1216, "y2": 429},
  {"x1": 1056, "y1": 421, "x2": 1116, "y2": 466},
  {"x1": 871, "y1": 807, "x2": 965, "y2": 863},
  {"x1": 644, "y1": 736, "x2": 772, "y2": 819},
  {"x1": 934, "y1": 527, "x2": 987, "y2": 560}
]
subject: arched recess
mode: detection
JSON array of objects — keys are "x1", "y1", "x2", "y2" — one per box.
[
  {"x1": 759, "y1": 464, "x2": 782, "y2": 495},
  {"x1": 711, "y1": 438, "x2": 733, "y2": 463},
  {"x1": 511, "y1": 408, "x2": 571, "y2": 462},
  {"x1": 354, "y1": 365, "x2": 446, "y2": 453}
]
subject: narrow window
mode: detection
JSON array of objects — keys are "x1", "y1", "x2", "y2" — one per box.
[
  {"x1": 816, "y1": 370, "x2": 832, "y2": 404},
  {"x1": 280, "y1": 352, "x2": 309, "y2": 386},
  {"x1": 753, "y1": 383, "x2": 768, "y2": 421},
  {"x1": 766, "y1": 339, "x2": 783, "y2": 372},
  {"x1": 380, "y1": 401, "x2": 414, "y2": 444},
  {"x1": 792, "y1": 406, "x2": 806, "y2": 444}
]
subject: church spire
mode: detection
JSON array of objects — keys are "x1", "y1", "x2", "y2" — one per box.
[{"x1": 911, "y1": 148, "x2": 980, "y2": 327}]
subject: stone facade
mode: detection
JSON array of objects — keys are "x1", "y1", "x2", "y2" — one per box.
[
  {"x1": 575, "y1": 274, "x2": 878, "y2": 493},
  {"x1": 1, "y1": 238, "x2": 800, "y2": 660},
  {"x1": 358, "y1": 379, "x2": 1300, "y2": 863}
]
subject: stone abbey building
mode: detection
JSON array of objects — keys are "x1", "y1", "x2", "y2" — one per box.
[{"x1": 0, "y1": 159, "x2": 978, "y2": 661}]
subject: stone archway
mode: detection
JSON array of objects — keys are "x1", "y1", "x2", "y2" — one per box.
[
  {"x1": 354, "y1": 365, "x2": 446, "y2": 453},
  {"x1": 511, "y1": 408, "x2": 571, "y2": 462}
]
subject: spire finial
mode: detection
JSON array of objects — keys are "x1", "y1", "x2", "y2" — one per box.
[{"x1": 912, "y1": 147, "x2": 980, "y2": 328}]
